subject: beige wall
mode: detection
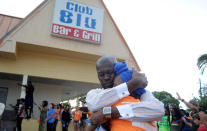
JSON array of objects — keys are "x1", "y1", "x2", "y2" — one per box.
[{"x1": 0, "y1": 48, "x2": 99, "y2": 83}]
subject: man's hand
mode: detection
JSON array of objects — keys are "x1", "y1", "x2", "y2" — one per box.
[
  {"x1": 127, "y1": 68, "x2": 148, "y2": 95},
  {"x1": 91, "y1": 109, "x2": 108, "y2": 126}
]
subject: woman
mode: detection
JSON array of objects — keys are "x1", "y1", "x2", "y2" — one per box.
[
  {"x1": 171, "y1": 106, "x2": 182, "y2": 131},
  {"x1": 16, "y1": 99, "x2": 25, "y2": 131},
  {"x1": 61, "y1": 105, "x2": 71, "y2": 131},
  {"x1": 53, "y1": 104, "x2": 60, "y2": 131},
  {"x1": 158, "y1": 106, "x2": 172, "y2": 131},
  {"x1": 39, "y1": 101, "x2": 48, "y2": 131},
  {"x1": 47, "y1": 103, "x2": 55, "y2": 131}
]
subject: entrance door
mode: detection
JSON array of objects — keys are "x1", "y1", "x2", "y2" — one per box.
[{"x1": 0, "y1": 87, "x2": 8, "y2": 105}]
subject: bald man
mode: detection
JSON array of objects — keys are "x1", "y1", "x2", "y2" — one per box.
[{"x1": 86, "y1": 55, "x2": 164, "y2": 130}]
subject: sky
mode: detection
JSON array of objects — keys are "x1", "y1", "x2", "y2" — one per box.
[{"x1": 1, "y1": 0, "x2": 207, "y2": 108}]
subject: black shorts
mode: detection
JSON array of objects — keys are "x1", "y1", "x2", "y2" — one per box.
[
  {"x1": 80, "y1": 119, "x2": 86, "y2": 127},
  {"x1": 25, "y1": 97, "x2": 33, "y2": 108}
]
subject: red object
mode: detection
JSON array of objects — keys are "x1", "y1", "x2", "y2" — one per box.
[
  {"x1": 51, "y1": 24, "x2": 101, "y2": 44},
  {"x1": 198, "y1": 126, "x2": 207, "y2": 131},
  {"x1": 37, "y1": 118, "x2": 40, "y2": 123}
]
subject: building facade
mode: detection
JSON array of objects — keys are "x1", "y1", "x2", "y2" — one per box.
[{"x1": 0, "y1": 0, "x2": 140, "y2": 118}]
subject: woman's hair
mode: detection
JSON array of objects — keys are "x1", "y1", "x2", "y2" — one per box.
[
  {"x1": 192, "y1": 113, "x2": 200, "y2": 120},
  {"x1": 42, "y1": 101, "x2": 48, "y2": 107},
  {"x1": 172, "y1": 106, "x2": 182, "y2": 120},
  {"x1": 164, "y1": 105, "x2": 171, "y2": 126}
]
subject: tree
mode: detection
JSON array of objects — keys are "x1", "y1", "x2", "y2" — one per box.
[
  {"x1": 197, "y1": 54, "x2": 207, "y2": 110},
  {"x1": 152, "y1": 91, "x2": 180, "y2": 107},
  {"x1": 197, "y1": 54, "x2": 207, "y2": 75}
]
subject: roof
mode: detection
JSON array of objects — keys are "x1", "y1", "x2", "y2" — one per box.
[{"x1": 0, "y1": 14, "x2": 22, "y2": 40}]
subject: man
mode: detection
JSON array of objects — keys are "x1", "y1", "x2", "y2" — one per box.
[
  {"x1": 86, "y1": 55, "x2": 164, "y2": 130},
  {"x1": 73, "y1": 106, "x2": 82, "y2": 131},
  {"x1": 18, "y1": 81, "x2": 34, "y2": 119},
  {"x1": 61, "y1": 105, "x2": 72, "y2": 131},
  {"x1": 79, "y1": 102, "x2": 89, "y2": 131},
  {"x1": 38, "y1": 101, "x2": 48, "y2": 131}
]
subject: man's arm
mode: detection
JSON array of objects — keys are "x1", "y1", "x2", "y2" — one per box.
[
  {"x1": 181, "y1": 117, "x2": 192, "y2": 127},
  {"x1": 91, "y1": 90, "x2": 165, "y2": 125},
  {"x1": 86, "y1": 83, "x2": 130, "y2": 112},
  {"x1": 176, "y1": 92, "x2": 199, "y2": 112},
  {"x1": 116, "y1": 90, "x2": 165, "y2": 122},
  {"x1": 87, "y1": 70, "x2": 148, "y2": 112}
]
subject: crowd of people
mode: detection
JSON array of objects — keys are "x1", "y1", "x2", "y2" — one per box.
[
  {"x1": 157, "y1": 92, "x2": 207, "y2": 131},
  {"x1": 9, "y1": 98, "x2": 91, "y2": 131}
]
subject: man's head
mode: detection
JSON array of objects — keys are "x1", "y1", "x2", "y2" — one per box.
[
  {"x1": 75, "y1": 106, "x2": 79, "y2": 110},
  {"x1": 81, "y1": 102, "x2": 86, "y2": 107},
  {"x1": 192, "y1": 113, "x2": 200, "y2": 125},
  {"x1": 96, "y1": 55, "x2": 117, "y2": 89},
  {"x1": 189, "y1": 99, "x2": 199, "y2": 107}
]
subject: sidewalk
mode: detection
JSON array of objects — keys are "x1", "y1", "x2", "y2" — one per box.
[{"x1": 22, "y1": 119, "x2": 74, "y2": 131}]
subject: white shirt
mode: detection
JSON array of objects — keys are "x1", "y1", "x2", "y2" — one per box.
[
  {"x1": 86, "y1": 83, "x2": 164, "y2": 122},
  {"x1": 0, "y1": 103, "x2": 5, "y2": 117}
]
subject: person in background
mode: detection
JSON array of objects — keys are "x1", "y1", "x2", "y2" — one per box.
[
  {"x1": 16, "y1": 98, "x2": 25, "y2": 131},
  {"x1": 192, "y1": 113, "x2": 201, "y2": 131},
  {"x1": 176, "y1": 92, "x2": 207, "y2": 130},
  {"x1": 18, "y1": 81, "x2": 34, "y2": 119},
  {"x1": 157, "y1": 105, "x2": 172, "y2": 131},
  {"x1": 61, "y1": 105, "x2": 71, "y2": 131},
  {"x1": 39, "y1": 100, "x2": 48, "y2": 131},
  {"x1": 47, "y1": 103, "x2": 55, "y2": 131},
  {"x1": 87, "y1": 111, "x2": 92, "y2": 119},
  {"x1": 170, "y1": 106, "x2": 183, "y2": 131},
  {"x1": 79, "y1": 102, "x2": 88, "y2": 131},
  {"x1": 198, "y1": 111, "x2": 207, "y2": 131},
  {"x1": 180, "y1": 109, "x2": 192, "y2": 131},
  {"x1": 73, "y1": 106, "x2": 82, "y2": 131},
  {"x1": 0, "y1": 103, "x2": 5, "y2": 119},
  {"x1": 176, "y1": 93, "x2": 200, "y2": 113},
  {"x1": 9, "y1": 99, "x2": 21, "y2": 117},
  {"x1": 53, "y1": 104, "x2": 60, "y2": 131}
]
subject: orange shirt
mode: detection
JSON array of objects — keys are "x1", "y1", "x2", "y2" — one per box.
[
  {"x1": 88, "y1": 111, "x2": 92, "y2": 119},
  {"x1": 54, "y1": 109, "x2": 59, "y2": 120},
  {"x1": 73, "y1": 110, "x2": 82, "y2": 121},
  {"x1": 111, "y1": 96, "x2": 156, "y2": 131}
]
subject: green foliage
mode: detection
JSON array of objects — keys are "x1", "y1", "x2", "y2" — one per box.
[
  {"x1": 152, "y1": 91, "x2": 180, "y2": 107},
  {"x1": 197, "y1": 54, "x2": 207, "y2": 74},
  {"x1": 198, "y1": 86, "x2": 207, "y2": 110},
  {"x1": 62, "y1": 102, "x2": 71, "y2": 108},
  {"x1": 79, "y1": 95, "x2": 86, "y2": 104}
]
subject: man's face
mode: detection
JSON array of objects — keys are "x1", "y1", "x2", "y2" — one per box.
[{"x1": 97, "y1": 65, "x2": 115, "y2": 89}]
